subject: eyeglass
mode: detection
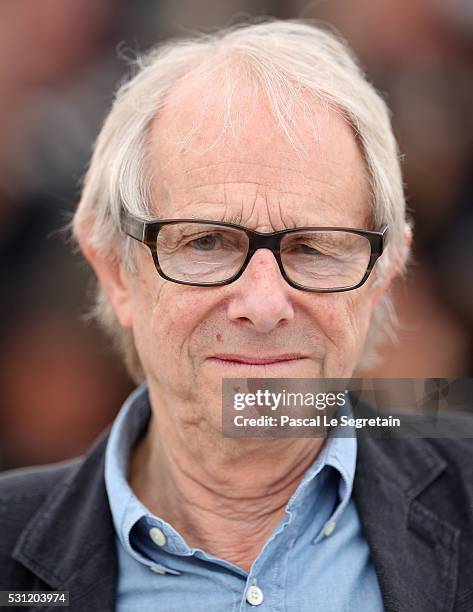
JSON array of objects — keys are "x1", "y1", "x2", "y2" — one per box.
[{"x1": 120, "y1": 208, "x2": 388, "y2": 293}]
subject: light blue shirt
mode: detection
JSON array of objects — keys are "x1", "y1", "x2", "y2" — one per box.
[{"x1": 105, "y1": 385, "x2": 384, "y2": 611}]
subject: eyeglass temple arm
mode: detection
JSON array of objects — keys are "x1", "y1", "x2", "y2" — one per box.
[
  {"x1": 380, "y1": 225, "x2": 389, "y2": 252},
  {"x1": 120, "y1": 209, "x2": 146, "y2": 242}
]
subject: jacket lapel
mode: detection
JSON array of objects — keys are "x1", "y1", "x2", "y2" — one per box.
[
  {"x1": 11, "y1": 431, "x2": 118, "y2": 612},
  {"x1": 354, "y1": 434, "x2": 460, "y2": 612}
]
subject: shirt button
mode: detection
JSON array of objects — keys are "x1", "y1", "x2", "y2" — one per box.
[
  {"x1": 150, "y1": 565, "x2": 167, "y2": 575},
  {"x1": 149, "y1": 526, "x2": 167, "y2": 546},
  {"x1": 246, "y1": 585, "x2": 264, "y2": 606},
  {"x1": 323, "y1": 520, "x2": 336, "y2": 537}
]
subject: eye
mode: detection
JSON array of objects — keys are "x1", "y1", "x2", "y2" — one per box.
[
  {"x1": 291, "y1": 243, "x2": 323, "y2": 256},
  {"x1": 188, "y1": 233, "x2": 221, "y2": 250},
  {"x1": 284, "y1": 241, "x2": 328, "y2": 257}
]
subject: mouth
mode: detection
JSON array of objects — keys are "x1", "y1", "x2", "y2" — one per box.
[{"x1": 208, "y1": 354, "x2": 306, "y2": 366}]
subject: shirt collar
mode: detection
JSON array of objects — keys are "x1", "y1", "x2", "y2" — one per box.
[
  {"x1": 285, "y1": 400, "x2": 357, "y2": 542},
  {"x1": 105, "y1": 383, "x2": 152, "y2": 563}
]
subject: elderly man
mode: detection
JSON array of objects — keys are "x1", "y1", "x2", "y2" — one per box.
[{"x1": 1, "y1": 20, "x2": 473, "y2": 612}]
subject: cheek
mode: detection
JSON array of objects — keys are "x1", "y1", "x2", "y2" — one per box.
[
  {"x1": 341, "y1": 291, "x2": 375, "y2": 359},
  {"x1": 150, "y1": 285, "x2": 213, "y2": 336},
  {"x1": 124, "y1": 258, "x2": 171, "y2": 376},
  {"x1": 131, "y1": 275, "x2": 217, "y2": 372},
  {"x1": 315, "y1": 292, "x2": 373, "y2": 350}
]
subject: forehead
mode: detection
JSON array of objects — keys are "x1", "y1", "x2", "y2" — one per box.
[{"x1": 147, "y1": 69, "x2": 370, "y2": 228}]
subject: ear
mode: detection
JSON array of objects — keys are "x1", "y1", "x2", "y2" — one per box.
[
  {"x1": 369, "y1": 223, "x2": 413, "y2": 307},
  {"x1": 78, "y1": 233, "x2": 133, "y2": 330}
]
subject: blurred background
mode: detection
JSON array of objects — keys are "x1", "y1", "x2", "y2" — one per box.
[{"x1": 0, "y1": 0, "x2": 472, "y2": 470}]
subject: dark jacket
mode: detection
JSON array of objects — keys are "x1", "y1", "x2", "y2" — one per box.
[{"x1": 1, "y1": 420, "x2": 473, "y2": 611}]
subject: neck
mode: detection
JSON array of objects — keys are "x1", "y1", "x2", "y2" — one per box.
[{"x1": 128, "y1": 398, "x2": 325, "y2": 572}]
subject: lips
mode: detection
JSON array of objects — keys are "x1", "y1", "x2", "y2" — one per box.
[{"x1": 209, "y1": 354, "x2": 305, "y2": 365}]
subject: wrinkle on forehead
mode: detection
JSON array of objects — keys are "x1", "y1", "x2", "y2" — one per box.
[{"x1": 146, "y1": 65, "x2": 371, "y2": 228}]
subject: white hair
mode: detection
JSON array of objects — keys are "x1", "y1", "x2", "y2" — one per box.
[{"x1": 72, "y1": 18, "x2": 411, "y2": 383}]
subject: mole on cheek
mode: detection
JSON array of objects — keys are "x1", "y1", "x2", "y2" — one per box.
[{"x1": 216, "y1": 333, "x2": 223, "y2": 342}]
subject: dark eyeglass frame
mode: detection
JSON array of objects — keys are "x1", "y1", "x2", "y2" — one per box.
[{"x1": 120, "y1": 208, "x2": 388, "y2": 293}]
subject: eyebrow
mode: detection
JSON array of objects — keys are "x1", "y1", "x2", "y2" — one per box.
[
  {"x1": 176, "y1": 202, "x2": 371, "y2": 230},
  {"x1": 178, "y1": 207, "x2": 321, "y2": 228},
  {"x1": 181, "y1": 213, "x2": 359, "y2": 232},
  {"x1": 181, "y1": 208, "x2": 243, "y2": 224}
]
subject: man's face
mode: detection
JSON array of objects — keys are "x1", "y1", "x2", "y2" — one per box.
[{"x1": 119, "y1": 82, "x2": 381, "y2": 428}]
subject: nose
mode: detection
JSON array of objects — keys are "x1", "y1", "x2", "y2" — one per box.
[{"x1": 226, "y1": 249, "x2": 295, "y2": 333}]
